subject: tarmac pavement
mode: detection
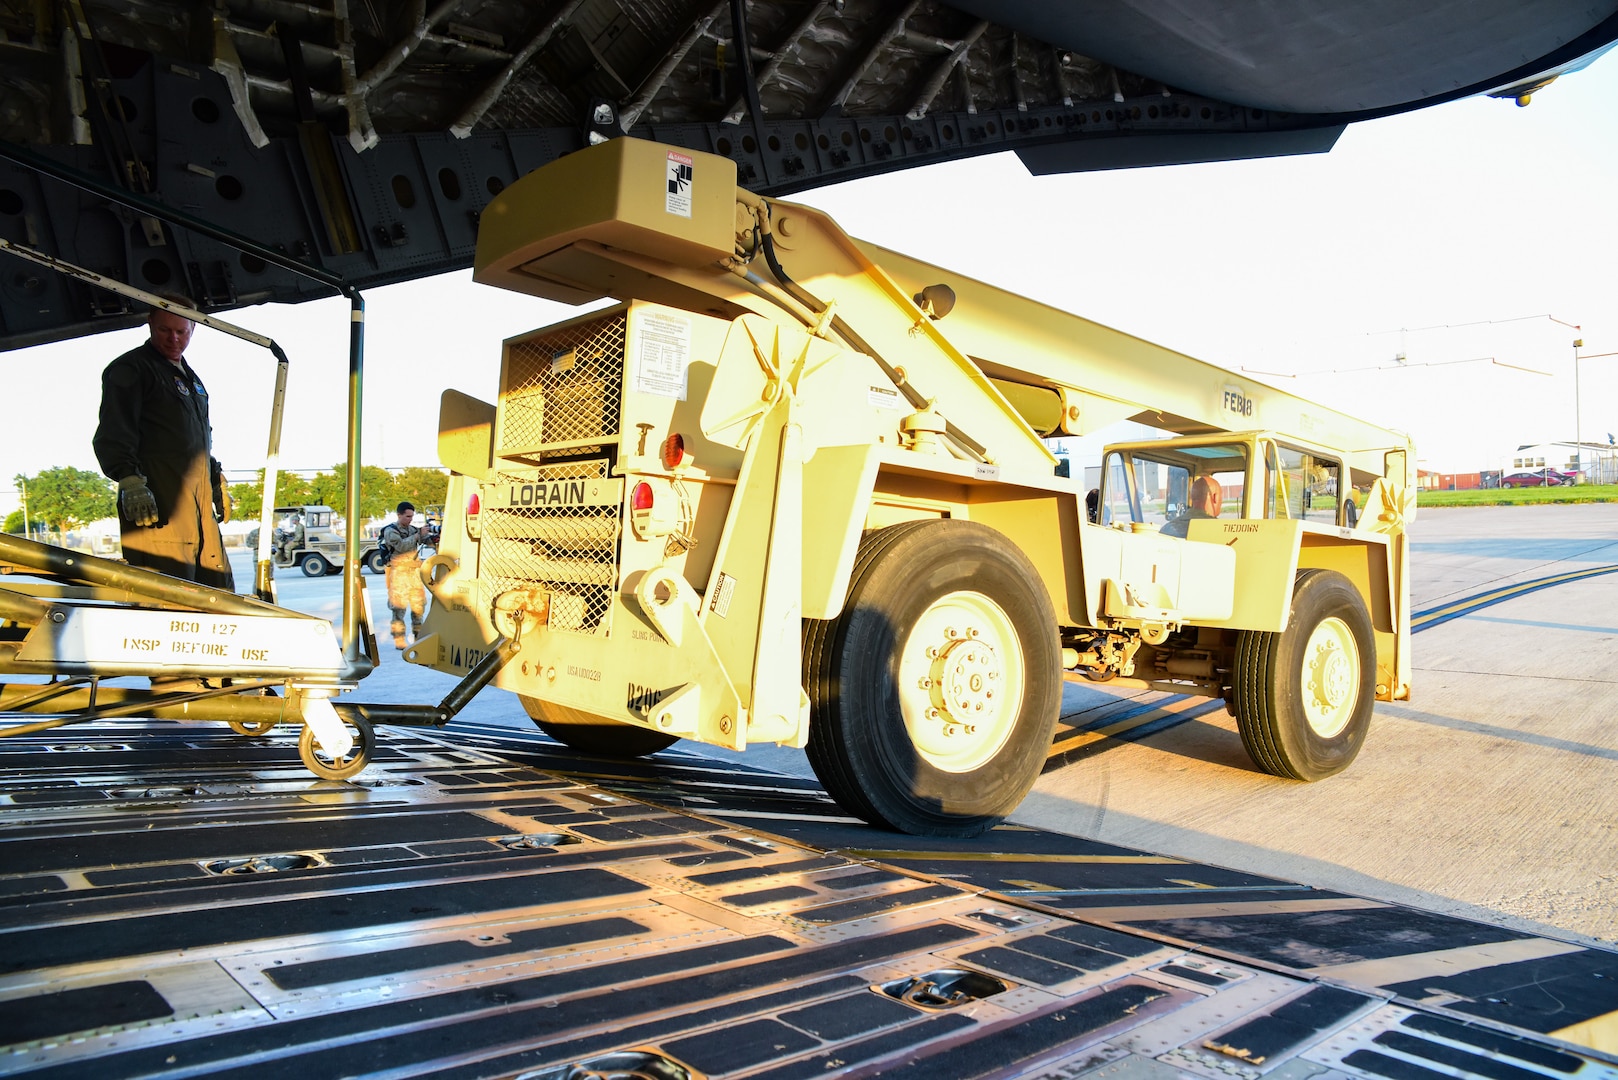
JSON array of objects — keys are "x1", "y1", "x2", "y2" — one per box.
[{"x1": 1020, "y1": 504, "x2": 1618, "y2": 948}]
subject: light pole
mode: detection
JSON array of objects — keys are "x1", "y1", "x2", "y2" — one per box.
[
  {"x1": 1574, "y1": 338, "x2": 1583, "y2": 482},
  {"x1": 1574, "y1": 343, "x2": 1618, "y2": 484}
]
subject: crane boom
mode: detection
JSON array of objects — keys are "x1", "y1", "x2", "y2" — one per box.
[{"x1": 861, "y1": 241, "x2": 1412, "y2": 478}]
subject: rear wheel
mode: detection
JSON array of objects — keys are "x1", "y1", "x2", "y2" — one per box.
[
  {"x1": 300, "y1": 553, "x2": 329, "y2": 577},
  {"x1": 364, "y1": 548, "x2": 387, "y2": 574},
  {"x1": 520, "y1": 696, "x2": 679, "y2": 758},
  {"x1": 804, "y1": 520, "x2": 1061, "y2": 836},
  {"x1": 1232, "y1": 569, "x2": 1375, "y2": 780}
]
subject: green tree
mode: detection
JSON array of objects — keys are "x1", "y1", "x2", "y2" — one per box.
[
  {"x1": 15, "y1": 467, "x2": 117, "y2": 531},
  {"x1": 389, "y1": 466, "x2": 449, "y2": 511},
  {"x1": 4, "y1": 509, "x2": 24, "y2": 534},
  {"x1": 275, "y1": 472, "x2": 316, "y2": 508},
  {"x1": 230, "y1": 470, "x2": 316, "y2": 520},
  {"x1": 229, "y1": 481, "x2": 262, "y2": 521},
  {"x1": 311, "y1": 464, "x2": 394, "y2": 521}
]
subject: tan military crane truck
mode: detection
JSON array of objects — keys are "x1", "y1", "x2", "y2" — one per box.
[{"x1": 411, "y1": 137, "x2": 1414, "y2": 836}]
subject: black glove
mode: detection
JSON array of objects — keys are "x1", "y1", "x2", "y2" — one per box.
[
  {"x1": 211, "y1": 460, "x2": 231, "y2": 523},
  {"x1": 118, "y1": 475, "x2": 159, "y2": 527},
  {"x1": 216, "y1": 487, "x2": 232, "y2": 523}
]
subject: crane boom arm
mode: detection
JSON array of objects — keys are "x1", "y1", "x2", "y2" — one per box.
[{"x1": 860, "y1": 241, "x2": 1412, "y2": 478}]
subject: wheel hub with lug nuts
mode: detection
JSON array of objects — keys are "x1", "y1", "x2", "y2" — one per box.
[
  {"x1": 933, "y1": 635, "x2": 999, "y2": 733},
  {"x1": 899, "y1": 594, "x2": 1025, "y2": 773},
  {"x1": 1313, "y1": 640, "x2": 1351, "y2": 709},
  {"x1": 1301, "y1": 615, "x2": 1359, "y2": 738}
]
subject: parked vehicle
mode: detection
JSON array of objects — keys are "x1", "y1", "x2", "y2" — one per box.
[
  {"x1": 1499, "y1": 471, "x2": 1563, "y2": 488},
  {"x1": 250, "y1": 506, "x2": 382, "y2": 575}
]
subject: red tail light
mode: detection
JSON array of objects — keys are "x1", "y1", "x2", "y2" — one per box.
[
  {"x1": 632, "y1": 481, "x2": 654, "y2": 511},
  {"x1": 466, "y1": 492, "x2": 481, "y2": 517},
  {"x1": 661, "y1": 433, "x2": 686, "y2": 469}
]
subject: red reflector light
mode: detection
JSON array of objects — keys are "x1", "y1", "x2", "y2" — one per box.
[
  {"x1": 632, "y1": 482, "x2": 654, "y2": 511},
  {"x1": 466, "y1": 492, "x2": 481, "y2": 516},
  {"x1": 661, "y1": 433, "x2": 686, "y2": 469}
]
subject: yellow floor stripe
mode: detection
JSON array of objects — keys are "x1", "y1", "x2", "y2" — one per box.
[
  {"x1": 845, "y1": 849, "x2": 1187, "y2": 865},
  {"x1": 1048, "y1": 696, "x2": 1214, "y2": 758},
  {"x1": 1313, "y1": 936, "x2": 1584, "y2": 985},
  {"x1": 1061, "y1": 897, "x2": 1386, "y2": 922},
  {"x1": 1412, "y1": 565, "x2": 1618, "y2": 628},
  {"x1": 1551, "y1": 1008, "x2": 1618, "y2": 1055}
]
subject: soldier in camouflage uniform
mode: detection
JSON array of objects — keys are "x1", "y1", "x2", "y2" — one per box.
[{"x1": 379, "y1": 501, "x2": 428, "y2": 648}]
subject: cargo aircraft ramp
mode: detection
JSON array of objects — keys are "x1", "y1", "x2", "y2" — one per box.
[{"x1": 1, "y1": 710, "x2": 1613, "y2": 1079}]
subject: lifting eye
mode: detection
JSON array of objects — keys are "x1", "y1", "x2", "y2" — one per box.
[{"x1": 913, "y1": 283, "x2": 956, "y2": 320}]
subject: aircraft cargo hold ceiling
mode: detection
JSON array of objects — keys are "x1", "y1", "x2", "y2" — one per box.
[{"x1": 2, "y1": 0, "x2": 1616, "y2": 350}]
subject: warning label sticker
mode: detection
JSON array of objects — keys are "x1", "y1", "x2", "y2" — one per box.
[
  {"x1": 666, "y1": 151, "x2": 694, "y2": 218},
  {"x1": 868, "y1": 385, "x2": 903, "y2": 410},
  {"x1": 709, "y1": 572, "x2": 736, "y2": 618}
]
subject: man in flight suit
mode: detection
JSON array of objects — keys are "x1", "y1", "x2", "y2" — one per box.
[{"x1": 93, "y1": 298, "x2": 234, "y2": 589}]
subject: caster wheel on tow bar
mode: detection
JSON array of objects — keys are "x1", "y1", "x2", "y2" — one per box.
[{"x1": 298, "y1": 712, "x2": 376, "y2": 780}]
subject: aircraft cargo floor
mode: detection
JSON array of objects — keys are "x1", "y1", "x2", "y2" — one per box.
[{"x1": 0, "y1": 712, "x2": 1613, "y2": 1078}]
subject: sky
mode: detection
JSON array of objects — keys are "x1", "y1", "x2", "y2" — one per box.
[{"x1": 3, "y1": 47, "x2": 1616, "y2": 513}]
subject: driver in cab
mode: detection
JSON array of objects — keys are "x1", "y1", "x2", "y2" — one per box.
[{"x1": 1161, "y1": 475, "x2": 1221, "y2": 538}]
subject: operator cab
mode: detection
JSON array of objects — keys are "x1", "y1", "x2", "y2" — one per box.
[{"x1": 1098, "y1": 433, "x2": 1358, "y2": 535}]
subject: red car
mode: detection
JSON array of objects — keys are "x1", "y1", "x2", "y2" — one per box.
[{"x1": 1499, "y1": 471, "x2": 1564, "y2": 488}]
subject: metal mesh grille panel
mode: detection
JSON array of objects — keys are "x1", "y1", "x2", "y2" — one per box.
[
  {"x1": 481, "y1": 460, "x2": 618, "y2": 636},
  {"x1": 499, "y1": 314, "x2": 626, "y2": 460}
]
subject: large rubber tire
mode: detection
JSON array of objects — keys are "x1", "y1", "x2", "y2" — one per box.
[
  {"x1": 300, "y1": 553, "x2": 330, "y2": 578},
  {"x1": 364, "y1": 547, "x2": 387, "y2": 574},
  {"x1": 298, "y1": 713, "x2": 375, "y2": 781},
  {"x1": 804, "y1": 519, "x2": 1062, "y2": 836},
  {"x1": 520, "y1": 696, "x2": 680, "y2": 758},
  {"x1": 1232, "y1": 568, "x2": 1375, "y2": 781}
]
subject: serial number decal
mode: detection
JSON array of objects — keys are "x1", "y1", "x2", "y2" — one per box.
[
  {"x1": 1222, "y1": 384, "x2": 1255, "y2": 419},
  {"x1": 568, "y1": 665, "x2": 603, "y2": 682},
  {"x1": 627, "y1": 682, "x2": 679, "y2": 716}
]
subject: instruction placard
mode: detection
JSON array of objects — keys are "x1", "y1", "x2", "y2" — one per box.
[{"x1": 633, "y1": 310, "x2": 692, "y2": 400}]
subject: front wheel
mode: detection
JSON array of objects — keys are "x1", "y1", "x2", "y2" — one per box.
[
  {"x1": 1232, "y1": 569, "x2": 1375, "y2": 781},
  {"x1": 300, "y1": 553, "x2": 330, "y2": 578},
  {"x1": 804, "y1": 519, "x2": 1062, "y2": 836}
]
